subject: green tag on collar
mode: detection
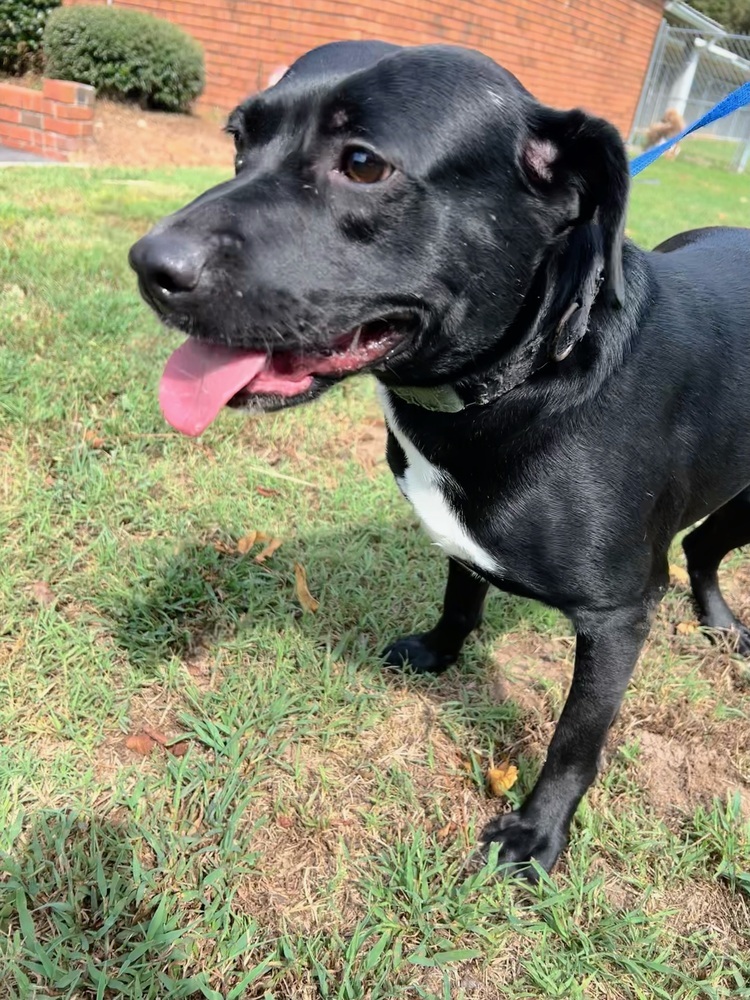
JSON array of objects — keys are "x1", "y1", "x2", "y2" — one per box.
[{"x1": 389, "y1": 383, "x2": 465, "y2": 412}]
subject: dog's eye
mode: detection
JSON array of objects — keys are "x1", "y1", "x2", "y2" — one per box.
[
  {"x1": 340, "y1": 147, "x2": 392, "y2": 184},
  {"x1": 228, "y1": 133, "x2": 247, "y2": 173},
  {"x1": 225, "y1": 128, "x2": 243, "y2": 165}
]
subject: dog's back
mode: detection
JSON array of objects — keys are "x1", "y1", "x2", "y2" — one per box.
[{"x1": 638, "y1": 227, "x2": 750, "y2": 520}]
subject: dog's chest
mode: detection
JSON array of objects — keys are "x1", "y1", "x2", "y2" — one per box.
[{"x1": 377, "y1": 387, "x2": 500, "y2": 575}]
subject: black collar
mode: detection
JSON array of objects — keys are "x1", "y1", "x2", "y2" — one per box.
[{"x1": 389, "y1": 226, "x2": 607, "y2": 412}]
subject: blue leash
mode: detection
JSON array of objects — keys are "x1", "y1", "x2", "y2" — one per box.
[{"x1": 629, "y1": 80, "x2": 750, "y2": 176}]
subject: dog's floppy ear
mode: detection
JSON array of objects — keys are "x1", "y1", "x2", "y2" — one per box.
[
  {"x1": 521, "y1": 107, "x2": 629, "y2": 328},
  {"x1": 544, "y1": 222, "x2": 605, "y2": 362}
]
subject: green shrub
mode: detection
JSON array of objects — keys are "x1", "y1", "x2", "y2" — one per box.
[
  {"x1": 0, "y1": 0, "x2": 60, "y2": 75},
  {"x1": 43, "y1": 6, "x2": 204, "y2": 113}
]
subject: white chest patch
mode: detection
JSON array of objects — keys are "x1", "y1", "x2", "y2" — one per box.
[{"x1": 377, "y1": 386, "x2": 501, "y2": 576}]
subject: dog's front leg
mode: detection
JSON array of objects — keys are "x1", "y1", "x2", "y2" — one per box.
[
  {"x1": 383, "y1": 558, "x2": 489, "y2": 674},
  {"x1": 482, "y1": 605, "x2": 651, "y2": 877}
]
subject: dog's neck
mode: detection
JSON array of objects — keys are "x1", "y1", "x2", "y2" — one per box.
[{"x1": 388, "y1": 229, "x2": 609, "y2": 413}]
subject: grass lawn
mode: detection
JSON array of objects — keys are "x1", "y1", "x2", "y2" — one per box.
[{"x1": 1, "y1": 158, "x2": 750, "y2": 1000}]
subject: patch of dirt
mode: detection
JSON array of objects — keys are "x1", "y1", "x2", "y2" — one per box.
[
  {"x1": 401, "y1": 963, "x2": 521, "y2": 1000},
  {"x1": 652, "y1": 880, "x2": 749, "y2": 951},
  {"x1": 183, "y1": 645, "x2": 222, "y2": 691},
  {"x1": 351, "y1": 418, "x2": 387, "y2": 476},
  {"x1": 232, "y1": 699, "x2": 484, "y2": 933},
  {"x1": 587, "y1": 857, "x2": 641, "y2": 913},
  {"x1": 634, "y1": 730, "x2": 750, "y2": 820},
  {"x1": 235, "y1": 822, "x2": 362, "y2": 935},
  {"x1": 68, "y1": 100, "x2": 233, "y2": 169},
  {"x1": 489, "y1": 631, "x2": 574, "y2": 756},
  {"x1": 93, "y1": 683, "x2": 193, "y2": 784},
  {"x1": 478, "y1": 616, "x2": 750, "y2": 822},
  {"x1": 491, "y1": 631, "x2": 573, "y2": 702}
]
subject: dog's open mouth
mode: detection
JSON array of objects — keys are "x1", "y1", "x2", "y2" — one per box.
[{"x1": 159, "y1": 322, "x2": 403, "y2": 436}]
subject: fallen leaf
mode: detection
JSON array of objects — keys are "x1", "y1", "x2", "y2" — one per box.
[
  {"x1": 677, "y1": 620, "x2": 699, "y2": 635},
  {"x1": 30, "y1": 581, "x2": 56, "y2": 607},
  {"x1": 255, "y1": 536, "x2": 283, "y2": 563},
  {"x1": 142, "y1": 726, "x2": 169, "y2": 747},
  {"x1": 435, "y1": 821, "x2": 455, "y2": 840},
  {"x1": 125, "y1": 732, "x2": 157, "y2": 755},
  {"x1": 257, "y1": 486, "x2": 280, "y2": 497},
  {"x1": 487, "y1": 761, "x2": 518, "y2": 797},
  {"x1": 141, "y1": 726, "x2": 189, "y2": 756},
  {"x1": 83, "y1": 429, "x2": 106, "y2": 449},
  {"x1": 276, "y1": 814, "x2": 294, "y2": 829},
  {"x1": 236, "y1": 530, "x2": 258, "y2": 555},
  {"x1": 669, "y1": 563, "x2": 690, "y2": 587},
  {"x1": 294, "y1": 562, "x2": 319, "y2": 613}
]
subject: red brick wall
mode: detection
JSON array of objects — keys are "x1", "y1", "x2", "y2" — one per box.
[
  {"x1": 63, "y1": 0, "x2": 664, "y2": 135},
  {"x1": 0, "y1": 78, "x2": 94, "y2": 160}
]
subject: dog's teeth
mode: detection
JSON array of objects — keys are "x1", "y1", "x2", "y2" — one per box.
[{"x1": 351, "y1": 327, "x2": 362, "y2": 352}]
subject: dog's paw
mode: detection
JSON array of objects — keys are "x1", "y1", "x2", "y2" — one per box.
[
  {"x1": 480, "y1": 811, "x2": 566, "y2": 881},
  {"x1": 704, "y1": 622, "x2": 750, "y2": 657},
  {"x1": 381, "y1": 634, "x2": 457, "y2": 675},
  {"x1": 733, "y1": 624, "x2": 750, "y2": 657}
]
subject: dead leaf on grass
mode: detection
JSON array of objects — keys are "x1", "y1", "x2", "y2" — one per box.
[
  {"x1": 142, "y1": 726, "x2": 169, "y2": 746},
  {"x1": 255, "y1": 536, "x2": 283, "y2": 563},
  {"x1": 276, "y1": 814, "x2": 294, "y2": 829},
  {"x1": 676, "y1": 621, "x2": 699, "y2": 635},
  {"x1": 294, "y1": 562, "x2": 319, "y2": 613},
  {"x1": 669, "y1": 563, "x2": 690, "y2": 587},
  {"x1": 125, "y1": 732, "x2": 157, "y2": 755},
  {"x1": 143, "y1": 726, "x2": 190, "y2": 756},
  {"x1": 257, "y1": 486, "x2": 281, "y2": 497},
  {"x1": 435, "y1": 821, "x2": 455, "y2": 840},
  {"x1": 487, "y1": 760, "x2": 518, "y2": 797},
  {"x1": 83, "y1": 429, "x2": 106, "y2": 449},
  {"x1": 236, "y1": 530, "x2": 259, "y2": 554}
]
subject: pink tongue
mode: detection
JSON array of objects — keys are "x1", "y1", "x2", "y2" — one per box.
[{"x1": 159, "y1": 338, "x2": 268, "y2": 437}]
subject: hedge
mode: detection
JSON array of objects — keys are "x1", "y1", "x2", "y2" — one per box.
[
  {"x1": 44, "y1": 6, "x2": 205, "y2": 112},
  {"x1": 1, "y1": 0, "x2": 60, "y2": 75}
]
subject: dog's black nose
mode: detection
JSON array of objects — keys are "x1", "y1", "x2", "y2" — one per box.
[{"x1": 129, "y1": 230, "x2": 207, "y2": 298}]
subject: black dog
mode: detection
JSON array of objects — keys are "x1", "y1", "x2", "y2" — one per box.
[{"x1": 129, "y1": 41, "x2": 750, "y2": 877}]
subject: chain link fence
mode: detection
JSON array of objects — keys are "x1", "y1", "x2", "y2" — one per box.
[{"x1": 630, "y1": 21, "x2": 750, "y2": 172}]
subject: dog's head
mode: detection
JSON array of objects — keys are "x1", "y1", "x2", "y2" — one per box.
[
  {"x1": 129, "y1": 41, "x2": 629, "y2": 435},
  {"x1": 663, "y1": 108, "x2": 684, "y2": 130}
]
